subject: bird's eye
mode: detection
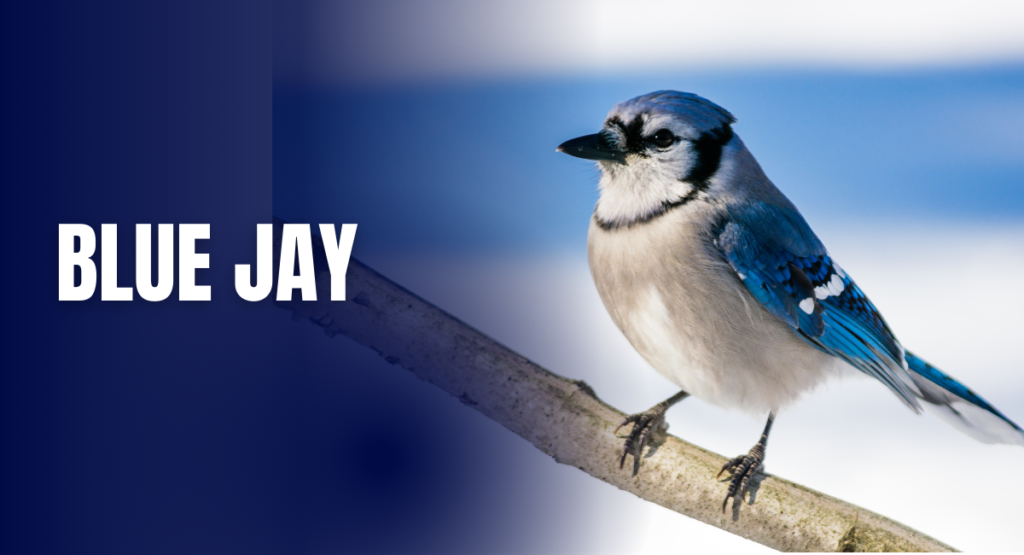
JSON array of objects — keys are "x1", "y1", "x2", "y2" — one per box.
[{"x1": 651, "y1": 129, "x2": 676, "y2": 148}]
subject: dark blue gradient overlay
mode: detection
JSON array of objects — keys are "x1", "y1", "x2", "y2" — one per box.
[
  {"x1": 4, "y1": 2, "x2": 568, "y2": 554},
  {"x1": 4, "y1": 2, "x2": 275, "y2": 553}
]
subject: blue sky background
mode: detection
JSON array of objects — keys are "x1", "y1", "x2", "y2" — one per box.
[{"x1": 275, "y1": 67, "x2": 1024, "y2": 255}]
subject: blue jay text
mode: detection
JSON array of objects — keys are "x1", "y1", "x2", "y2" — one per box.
[{"x1": 57, "y1": 223, "x2": 357, "y2": 302}]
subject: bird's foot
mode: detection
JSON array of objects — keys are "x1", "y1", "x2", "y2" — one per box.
[
  {"x1": 717, "y1": 443, "x2": 766, "y2": 512},
  {"x1": 614, "y1": 403, "x2": 669, "y2": 476}
]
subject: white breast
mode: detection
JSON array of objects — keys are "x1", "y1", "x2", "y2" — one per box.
[{"x1": 587, "y1": 205, "x2": 841, "y2": 415}]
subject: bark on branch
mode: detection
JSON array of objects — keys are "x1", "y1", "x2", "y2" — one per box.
[{"x1": 273, "y1": 220, "x2": 955, "y2": 552}]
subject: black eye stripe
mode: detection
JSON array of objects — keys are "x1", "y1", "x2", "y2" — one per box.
[
  {"x1": 603, "y1": 116, "x2": 733, "y2": 176},
  {"x1": 605, "y1": 116, "x2": 646, "y2": 154},
  {"x1": 684, "y1": 124, "x2": 733, "y2": 186},
  {"x1": 605, "y1": 118, "x2": 680, "y2": 153}
]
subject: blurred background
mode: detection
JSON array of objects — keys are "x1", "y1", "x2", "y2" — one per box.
[{"x1": 273, "y1": 1, "x2": 1024, "y2": 552}]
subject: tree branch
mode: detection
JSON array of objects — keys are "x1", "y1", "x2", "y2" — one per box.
[{"x1": 273, "y1": 220, "x2": 955, "y2": 553}]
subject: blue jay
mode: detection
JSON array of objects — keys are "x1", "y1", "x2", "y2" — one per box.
[{"x1": 557, "y1": 90, "x2": 1024, "y2": 512}]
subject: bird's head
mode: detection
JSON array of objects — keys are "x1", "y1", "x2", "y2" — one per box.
[{"x1": 558, "y1": 91, "x2": 738, "y2": 229}]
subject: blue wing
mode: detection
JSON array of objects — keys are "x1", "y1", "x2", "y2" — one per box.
[
  {"x1": 714, "y1": 201, "x2": 921, "y2": 410},
  {"x1": 713, "y1": 200, "x2": 1024, "y2": 444}
]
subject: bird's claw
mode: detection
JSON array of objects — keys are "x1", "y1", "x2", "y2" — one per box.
[
  {"x1": 718, "y1": 443, "x2": 766, "y2": 512},
  {"x1": 614, "y1": 404, "x2": 669, "y2": 476}
]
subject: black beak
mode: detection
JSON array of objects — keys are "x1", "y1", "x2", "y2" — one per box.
[{"x1": 557, "y1": 132, "x2": 627, "y2": 164}]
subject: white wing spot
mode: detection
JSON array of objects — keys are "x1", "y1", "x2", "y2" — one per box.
[
  {"x1": 833, "y1": 262, "x2": 846, "y2": 279},
  {"x1": 814, "y1": 272, "x2": 845, "y2": 300},
  {"x1": 799, "y1": 297, "x2": 816, "y2": 314}
]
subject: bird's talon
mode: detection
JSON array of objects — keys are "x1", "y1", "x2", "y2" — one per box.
[
  {"x1": 613, "y1": 414, "x2": 641, "y2": 436},
  {"x1": 716, "y1": 455, "x2": 745, "y2": 479},
  {"x1": 615, "y1": 405, "x2": 668, "y2": 474},
  {"x1": 719, "y1": 446, "x2": 766, "y2": 512}
]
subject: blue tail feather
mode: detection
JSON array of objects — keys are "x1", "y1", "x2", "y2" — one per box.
[{"x1": 905, "y1": 351, "x2": 1024, "y2": 446}]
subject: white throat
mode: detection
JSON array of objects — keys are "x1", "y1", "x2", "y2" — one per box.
[{"x1": 594, "y1": 141, "x2": 738, "y2": 228}]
